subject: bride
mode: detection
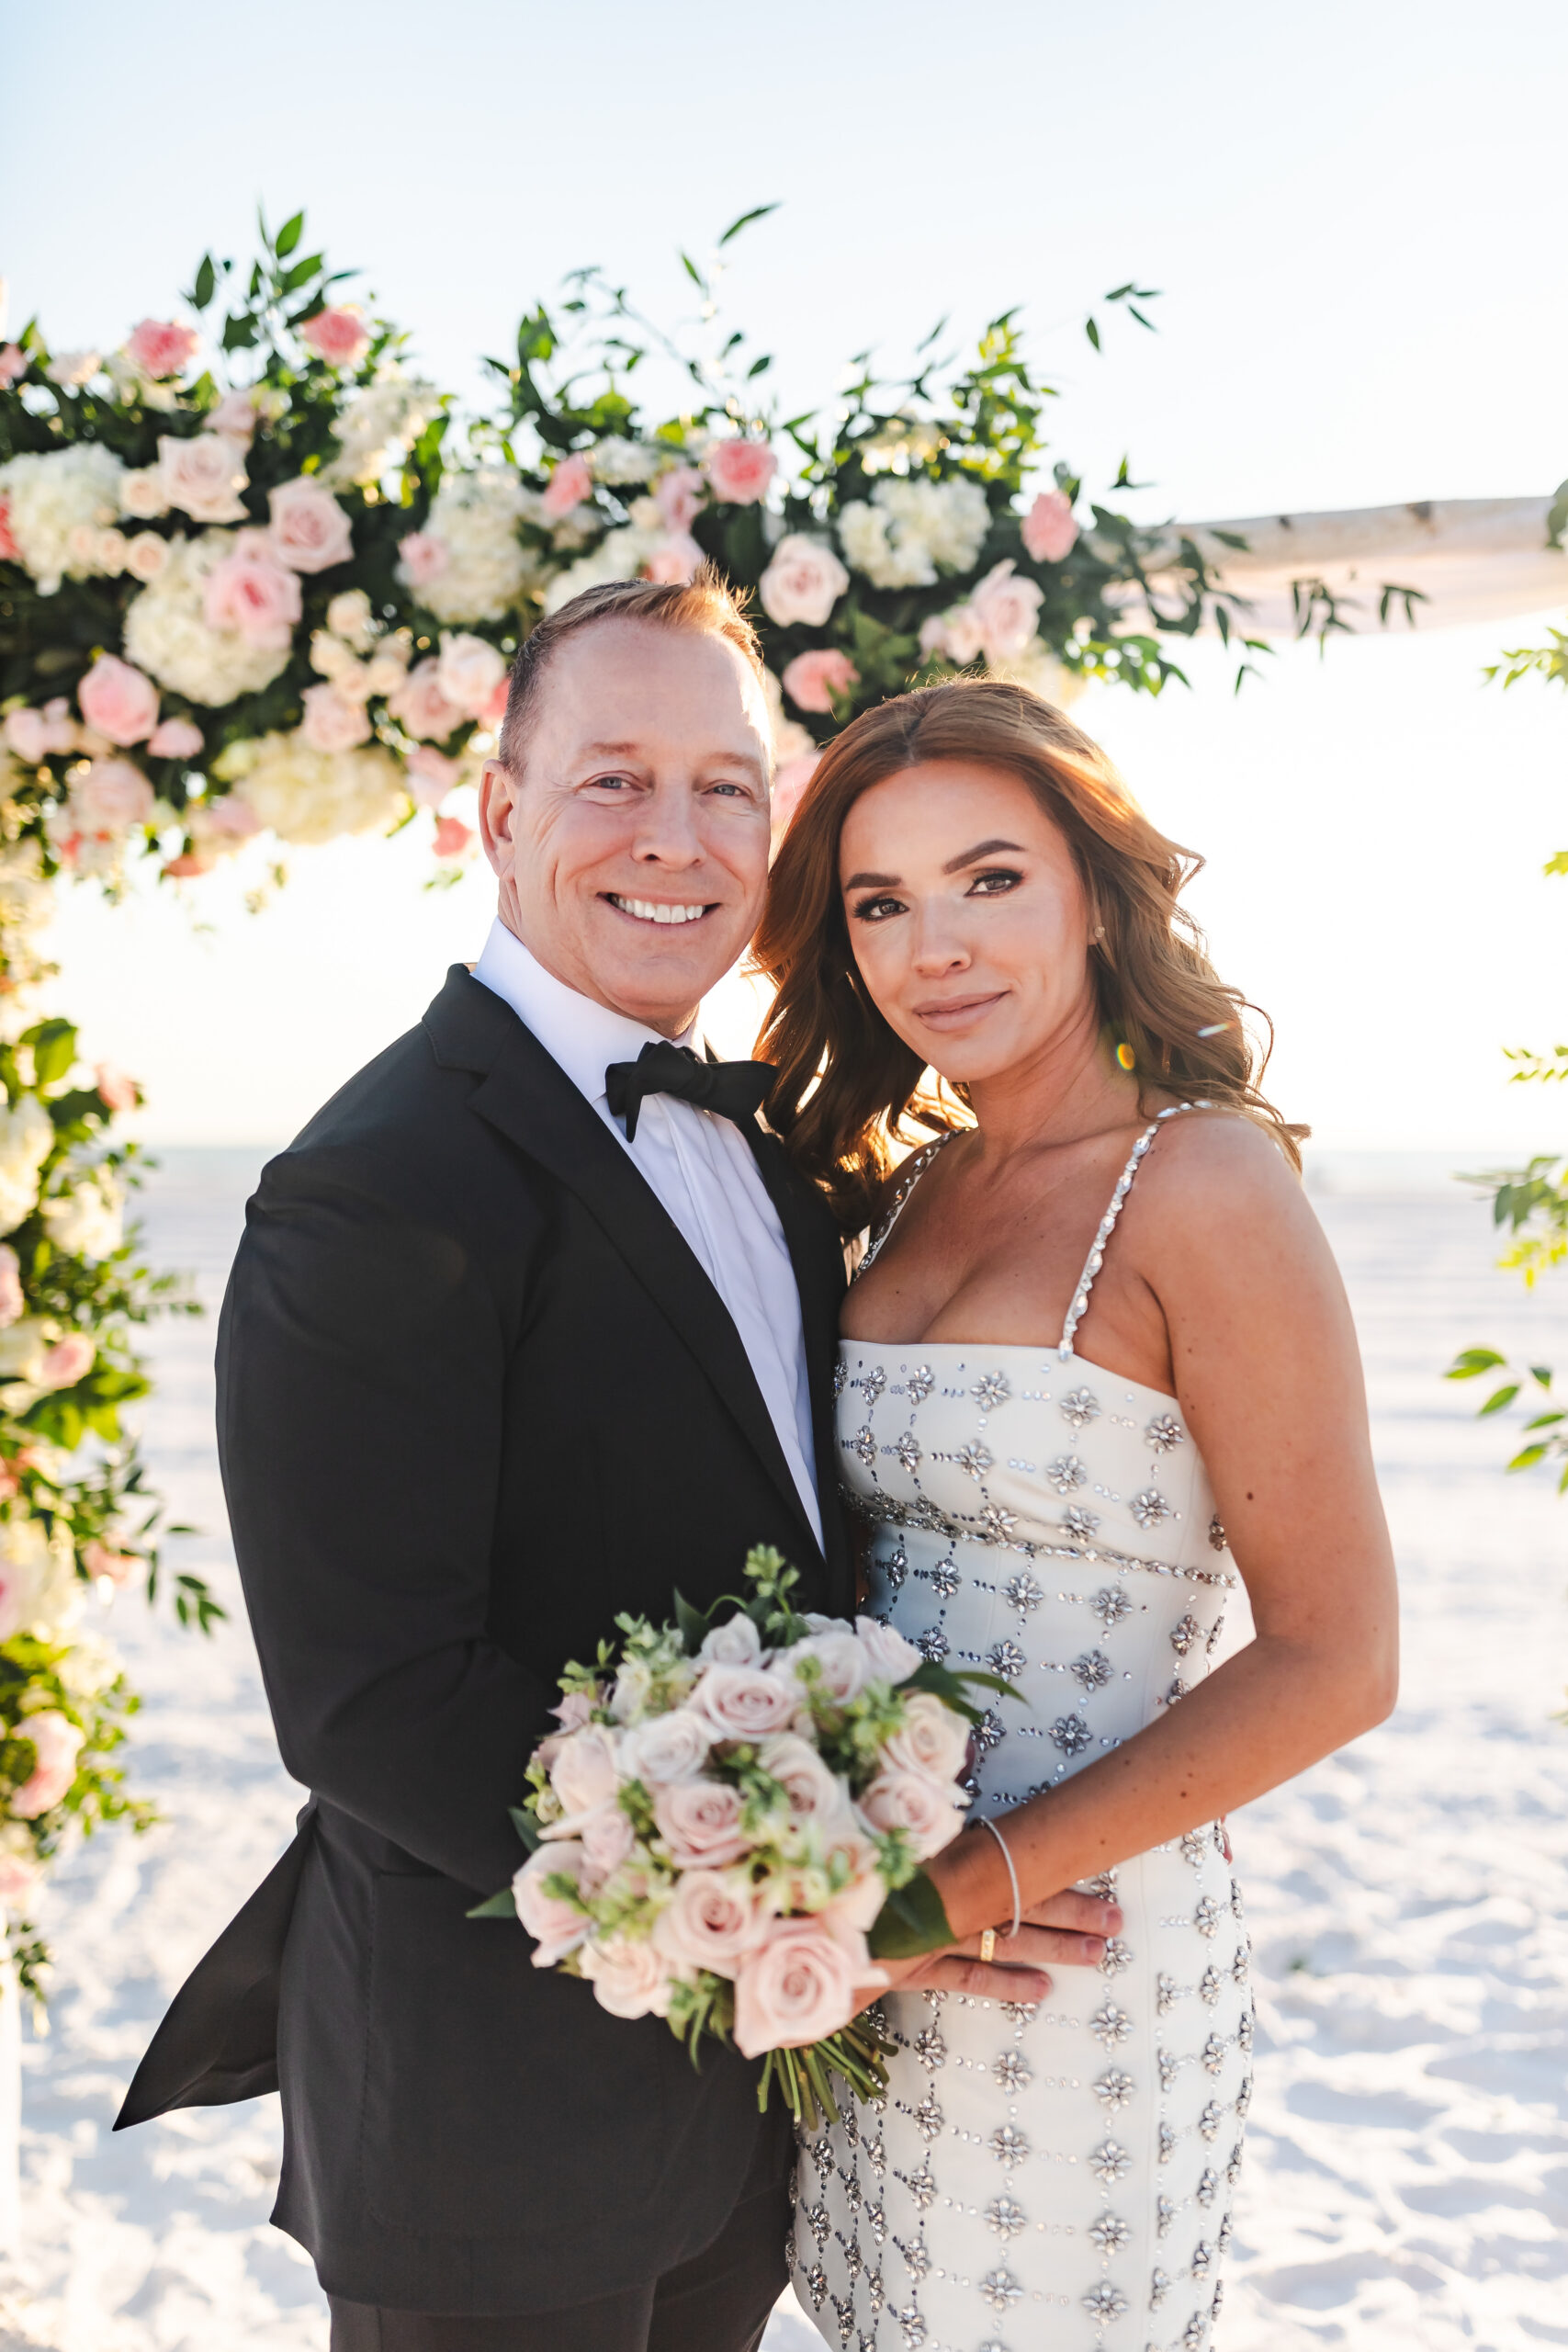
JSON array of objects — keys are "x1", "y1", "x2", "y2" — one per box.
[{"x1": 753, "y1": 681, "x2": 1397, "y2": 2352}]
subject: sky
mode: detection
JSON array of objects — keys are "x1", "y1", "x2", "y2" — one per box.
[{"x1": 5, "y1": 0, "x2": 1568, "y2": 1150}]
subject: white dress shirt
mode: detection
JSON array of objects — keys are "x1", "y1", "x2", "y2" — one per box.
[{"x1": 473, "y1": 920, "x2": 822, "y2": 1546}]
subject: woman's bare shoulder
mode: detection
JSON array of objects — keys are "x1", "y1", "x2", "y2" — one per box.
[{"x1": 1131, "y1": 1107, "x2": 1316, "y2": 1246}]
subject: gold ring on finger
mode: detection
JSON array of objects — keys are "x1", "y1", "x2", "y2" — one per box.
[{"x1": 978, "y1": 1928, "x2": 996, "y2": 1964}]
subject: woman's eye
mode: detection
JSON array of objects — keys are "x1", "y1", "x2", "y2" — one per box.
[
  {"x1": 851, "y1": 894, "x2": 906, "y2": 922},
  {"x1": 968, "y1": 867, "x2": 1022, "y2": 896}
]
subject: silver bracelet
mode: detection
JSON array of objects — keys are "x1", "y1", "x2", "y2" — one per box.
[{"x1": 976, "y1": 1815, "x2": 1021, "y2": 1939}]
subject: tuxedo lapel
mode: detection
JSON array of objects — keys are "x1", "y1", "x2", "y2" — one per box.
[{"x1": 426, "y1": 969, "x2": 826, "y2": 1577}]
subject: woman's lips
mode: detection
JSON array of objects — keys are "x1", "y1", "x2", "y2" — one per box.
[{"x1": 913, "y1": 991, "x2": 1008, "y2": 1028}]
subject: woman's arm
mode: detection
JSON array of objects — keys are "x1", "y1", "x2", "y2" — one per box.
[{"x1": 919, "y1": 1114, "x2": 1399, "y2": 1950}]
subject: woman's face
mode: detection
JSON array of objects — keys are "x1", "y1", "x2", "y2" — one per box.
[{"x1": 838, "y1": 759, "x2": 1099, "y2": 1087}]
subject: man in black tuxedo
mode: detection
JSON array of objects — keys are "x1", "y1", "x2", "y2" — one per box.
[{"x1": 117, "y1": 573, "x2": 854, "y2": 2350}]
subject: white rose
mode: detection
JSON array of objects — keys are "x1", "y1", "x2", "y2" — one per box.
[
  {"x1": 855, "y1": 1615, "x2": 923, "y2": 1685},
  {"x1": 157, "y1": 432, "x2": 250, "y2": 525},
  {"x1": 326, "y1": 588, "x2": 376, "y2": 648},
  {"x1": 619, "y1": 1707, "x2": 712, "y2": 1785},
  {"x1": 120, "y1": 469, "x2": 169, "y2": 521},
  {"x1": 779, "y1": 1629, "x2": 869, "y2": 1705},
  {"x1": 758, "y1": 533, "x2": 850, "y2": 628},
  {"x1": 0, "y1": 1097, "x2": 54, "y2": 1236},
  {"x1": 125, "y1": 532, "x2": 169, "y2": 582},
  {"x1": 881, "y1": 1689, "x2": 971, "y2": 1785},
  {"x1": 299, "y1": 684, "x2": 373, "y2": 754},
  {"x1": 435, "y1": 631, "x2": 507, "y2": 719},
  {"x1": 549, "y1": 1724, "x2": 621, "y2": 1818},
  {"x1": 579, "y1": 1933, "x2": 673, "y2": 2020},
  {"x1": 40, "y1": 1169, "x2": 124, "y2": 1260},
  {"x1": 698, "y1": 1611, "x2": 762, "y2": 1668}
]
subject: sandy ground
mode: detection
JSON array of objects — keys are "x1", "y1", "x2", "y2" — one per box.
[{"x1": 0, "y1": 1149, "x2": 1562, "y2": 2352}]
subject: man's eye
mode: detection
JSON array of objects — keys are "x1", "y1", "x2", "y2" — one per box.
[
  {"x1": 708, "y1": 780, "x2": 749, "y2": 797},
  {"x1": 585, "y1": 773, "x2": 635, "y2": 792},
  {"x1": 969, "y1": 867, "x2": 1022, "y2": 896},
  {"x1": 851, "y1": 894, "x2": 906, "y2": 922}
]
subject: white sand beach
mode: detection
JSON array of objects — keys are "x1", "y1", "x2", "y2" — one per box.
[{"x1": 0, "y1": 1152, "x2": 1562, "y2": 2351}]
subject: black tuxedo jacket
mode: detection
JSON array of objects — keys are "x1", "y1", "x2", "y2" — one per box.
[{"x1": 115, "y1": 966, "x2": 851, "y2": 2314}]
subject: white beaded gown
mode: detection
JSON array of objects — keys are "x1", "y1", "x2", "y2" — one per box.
[{"x1": 790, "y1": 1110, "x2": 1252, "y2": 2352}]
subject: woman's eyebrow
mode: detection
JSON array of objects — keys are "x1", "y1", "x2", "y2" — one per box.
[
  {"x1": 942, "y1": 837, "x2": 1026, "y2": 873},
  {"x1": 842, "y1": 869, "x2": 899, "y2": 890}
]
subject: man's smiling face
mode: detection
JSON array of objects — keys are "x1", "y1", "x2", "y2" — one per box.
[{"x1": 479, "y1": 616, "x2": 773, "y2": 1035}]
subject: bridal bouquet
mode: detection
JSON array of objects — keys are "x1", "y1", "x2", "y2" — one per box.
[{"x1": 474, "y1": 1547, "x2": 1006, "y2": 2122}]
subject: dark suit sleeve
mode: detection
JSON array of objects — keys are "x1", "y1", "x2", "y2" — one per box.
[{"x1": 217, "y1": 1148, "x2": 547, "y2": 1895}]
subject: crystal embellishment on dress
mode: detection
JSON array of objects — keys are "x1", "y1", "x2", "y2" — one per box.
[
  {"x1": 1063, "y1": 1503, "x2": 1101, "y2": 1543},
  {"x1": 1089, "y1": 2138, "x2": 1133, "y2": 2183},
  {"x1": 1045, "y1": 1453, "x2": 1088, "y2": 1493},
  {"x1": 1130, "y1": 1487, "x2": 1170, "y2": 1528},
  {"x1": 1071, "y1": 1647, "x2": 1113, "y2": 1690},
  {"x1": 973, "y1": 1371, "x2": 1011, "y2": 1409},
  {"x1": 1170, "y1": 1612, "x2": 1201, "y2": 1657},
  {"x1": 980, "y1": 2269, "x2": 1023, "y2": 2312},
  {"x1": 850, "y1": 1425, "x2": 876, "y2": 1467},
  {"x1": 986, "y1": 2193, "x2": 1028, "y2": 2238},
  {"x1": 905, "y1": 1366, "x2": 935, "y2": 1405},
  {"x1": 1093, "y1": 2067, "x2": 1134, "y2": 2111},
  {"x1": 987, "y1": 1637, "x2": 1028, "y2": 1680},
  {"x1": 1082, "y1": 2281, "x2": 1129, "y2": 2323},
  {"x1": 989, "y1": 2124, "x2": 1030, "y2": 2165},
  {"x1": 950, "y1": 1441, "x2": 992, "y2": 1480},
  {"x1": 1060, "y1": 1384, "x2": 1101, "y2": 1429},
  {"x1": 1145, "y1": 1412, "x2": 1185, "y2": 1454},
  {"x1": 886, "y1": 1543, "x2": 908, "y2": 1590},
  {"x1": 1004, "y1": 1571, "x2": 1043, "y2": 1613},
  {"x1": 893, "y1": 1432, "x2": 921, "y2": 1474},
  {"x1": 1090, "y1": 2001, "x2": 1134, "y2": 2047},
  {"x1": 1209, "y1": 1513, "x2": 1228, "y2": 1551},
  {"x1": 993, "y1": 2050, "x2": 1032, "y2": 2092},
  {"x1": 1092, "y1": 1585, "x2": 1134, "y2": 1628},
  {"x1": 1089, "y1": 2211, "x2": 1133, "y2": 2254},
  {"x1": 928, "y1": 1559, "x2": 961, "y2": 1600},
  {"x1": 1050, "y1": 1712, "x2": 1093, "y2": 1756},
  {"x1": 915, "y1": 1627, "x2": 949, "y2": 1664}
]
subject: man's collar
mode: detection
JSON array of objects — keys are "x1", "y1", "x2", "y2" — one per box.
[{"x1": 470, "y1": 918, "x2": 703, "y2": 1108}]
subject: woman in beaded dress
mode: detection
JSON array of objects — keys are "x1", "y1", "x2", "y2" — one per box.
[{"x1": 751, "y1": 682, "x2": 1397, "y2": 2352}]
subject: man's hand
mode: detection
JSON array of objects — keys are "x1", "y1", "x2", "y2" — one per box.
[{"x1": 862, "y1": 1887, "x2": 1122, "y2": 2008}]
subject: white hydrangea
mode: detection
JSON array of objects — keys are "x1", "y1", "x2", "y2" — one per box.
[
  {"x1": 0, "y1": 446, "x2": 128, "y2": 594},
  {"x1": 587, "y1": 438, "x2": 661, "y2": 486},
  {"x1": 0, "y1": 1513, "x2": 81, "y2": 1644},
  {"x1": 987, "y1": 637, "x2": 1089, "y2": 707},
  {"x1": 231, "y1": 730, "x2": 407, "y2": 846},
  {"x1": 837, "y1": 475, "x2": 990, "y2": 590},
  {"x1": 58, "y1": 1632, "x2": 121, "y2": 1702},
  {"x1": 0, "y1": 1097, "x2": 54, "y2": 1236},
  {"x1": 322, "y1": 370, "x2": 440, "y2": 488},
  {"x1": 402, "y1": 466, "x2": 540, "y2": 624},
  {"x1": 542, "y1": 523, "x2": 667, "y2": 615},
  {"x1": 41, "y1": 1167, "x2": 124, "y2": 1261},
  {"x1": 0, "y1": 841, "x2": 56, "y2": 939},
  {"x1": 121, "y1": 532, "x2": 292, "y2": 706}
]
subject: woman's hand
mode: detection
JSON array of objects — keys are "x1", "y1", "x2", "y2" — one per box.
[{"x1": 859, "y1": 1887, "x2": 1120, "y2": 2009}]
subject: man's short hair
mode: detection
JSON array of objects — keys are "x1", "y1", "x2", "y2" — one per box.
[{"x1": 496, "y1": 566, "x2": 767, "y2": 774}]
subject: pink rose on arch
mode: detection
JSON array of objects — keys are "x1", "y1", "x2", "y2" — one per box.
[
  {"x1": 642, "y1": 534, "x2": 703, "y2": 584},
  {"x1": 542, "y1": 453, "x2": 593, "y2": 520},
  {"x1": 770, "y1": 752, "x2": 818, "y2": 842},
  {"x1": 191, "y1": 794, "x2": 261, "y2": 844},
  {"x1": 203, "y1": 533, "x2": 302, "y2": 650},
  {"x1": 732, "y1": 1916, "x2": 866, "y2": 2058},
  {"x1": 404, "y1": 746, "x2": 459, "y2": 809},
  {"x1": 761, "y1": 536, "x2": 850, "y2": 630},
  {"x1": 0, "y1": 1246, "x2": 22, "y2": 1329},
  {"x1": 397, "y1": 531, "x2": 448, "y2": 591},
  {"x1": 209, "y1": 390, "x2": 260, "y2": 441},
  {"x1": 147, "y1": 716, "x2": 204, "y2": 760},
  {"x1": 125, "y1": 319, "x2": 200, "y2": 380},
  {"x1": 432, "y1": 817, "x2": 473, "y2": 862},
  {"x1": 38, "y1": 1332, "x2": 96, "y2": 1390},
  {"x1": 77, "y1": 654, "x2": 159, "y2": 747},
  {"x1": 299, "y1": 306, "x2": 371, "y2": 370},
  {"x1": 73, "y1": 758, "x2": 154, "y2": 833},
  {"x1": 300, "y1": 684, "x2": 372, "y2": 754},
  {"x1": 579, "y1": 1933, "x2": 671, "y2": 2019},
  {"x1": 388, "y1": 657, "x2": 464, "y2": 743},
  {"x1": 82, "y1": 1538, "x2": 138, "y2": 1587},
  {"x1": 268, "y1": 477, "x2": 354, "y2": 575},
  {"x1": 1021, "y1": 488, "x2": 1079, "y2": 565},
  {"x1": 513, "y1": 1839, "x2": 591, "y2": 1966},
  {"x1": 0, "y1": 348, "x2": 28, "y2": 392},
  {"x1": 94, "y1": 1064, "x2": 140, "y2": 1114},
  {"x1": 694, "y1": 1663, "x2": 799, "y2": 1742},
  {"x1": 157, "y1": 431, "x2": 249, "y2": 524},
  {"x1": 703, "y1": 438, "x2": 777, "y2": 506},
  {"x1": 435, "y1": 631, "x2": 507, "y2": 719},
  {"x1": 655, "y1": 1868, "x2": 768, "y2": 1973},
  {"x1": 0, "y1": 1842, "x2": 40, "y2": 1910},
  {"x1": 969, "y1": 560, "x2": 1043, "y2": 662},
  {"x1": 652, "y1": 1776, "x2": 750, "y2": 1870},
  {"x1": 4, "y1": 709, "x2": 49, "y2": 764},
  {"x1": 11, "y1": 1712, "x2": 85, "y2": 1819},
  {"x1": 654, "y1": 467, "x2": 705, "y2": 534},
  {"x1": 857, "y1": 1767, "x2": 965, "y2": 1860},
  {"x1": 782, "y1": 648, "x2": 858, "y2": 715}
]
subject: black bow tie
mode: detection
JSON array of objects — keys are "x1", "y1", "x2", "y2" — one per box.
[{"x1": 604, "y1": 1040, "x2": 775, "y2": 1141}]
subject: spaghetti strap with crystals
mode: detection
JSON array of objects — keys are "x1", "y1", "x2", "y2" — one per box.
[
  {"x1": 1056, "y1": 1100, "x2": 1213, "y2": 1360},
  {"x1": 853, "y1": 1132, "x2": 955, "y2": 1279}
]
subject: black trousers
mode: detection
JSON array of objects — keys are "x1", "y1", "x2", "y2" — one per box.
[{"x1": 326, "y1": 2128, "x2": 794, "y2": 2352}]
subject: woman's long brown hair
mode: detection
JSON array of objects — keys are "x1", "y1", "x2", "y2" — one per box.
[{"x1": 752, "y1": 678, "x2": 1304, "y2": 1234}]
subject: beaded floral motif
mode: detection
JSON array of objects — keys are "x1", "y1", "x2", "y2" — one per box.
[
  {"x1": 1045, "y1": 1453, "x2": 1089, "y2": 1494},
  {"x1": 1130, "y1": 1487, "x2": 1171, "y2": 1529},
  {"x1": 1145, "y1": 1411, "x2": 1185, "y2": 1454},
  {"x1": 1060, "y1": 1384, "x2": 1101, "y2": 1429},
  {"x1": 1050, "y1": 1712, "x2": 1093, "y2": 1756},
  {"x1": 893, "y1": 1432, "x2": 921, "y2": 1475},
  {"x1": 973, "y1": 1370, "x2": 1011, "y2": 1409},
  {"x1": 905, "y1": 1366, "x2": 935, "y2": 1405},
  {"x1": 1064, "y1": 1503, "x2": 1101, "y2": 1542},
  {"x1": 1004, "y1": 1571, "x2": 1043, "y2": 1613}
]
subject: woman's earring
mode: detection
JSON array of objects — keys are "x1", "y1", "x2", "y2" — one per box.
[{"x1": 1092, "y1": 922, "x2": 1106, "y2": 944}]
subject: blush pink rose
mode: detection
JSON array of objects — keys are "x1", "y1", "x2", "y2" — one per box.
[
  {"x1": 0, "y1": 498, "x2": 17, "y2": 564},
  {"x1": 969, "y1": 560, "x2": 1043, "y2": 662},
  {"x1": 542, "y1": 454, "x2": 593, "y2": 520},
  {"x1": 781, "y1": 648, "x2": 858, "y2": 715},
  {"x1": 0, "y1": 348, "x2": 28, "y2": 392},
  {"x1": 4, "y1": 709, "x2": 48, "y2": 764},
  {"x1": 761, "y1": 536, "x2": 850, "y2": 629},
  {"x1": 0, "y1": 1247, "x2": 22, "y2": 1329},
  {"x1": 549, "y1": 1724, "x2": 620, "y2": 1819},
  {"x1": 11, "y1": 1712, "x2": 85, "y2": 1819},
  {"x1": 652, "y1": 1776, "x2": 750, "y2": 1869},
  {"x1": 126, "y1": 533, "x2": 170, "y2": 583},
  {"x1": 577, "y1": 1801, "x2": 636, "y2": 1880},
  {"x1": 513, "y1": 1840, "x2": 591, "y2": 1965},
  {"x1": 579, "y1": 1933, "x2": 671, "y2": 2019},
  {"x1": 855, "y1": 1614, "x2": 923, "y2": 1685},
  {"x1": 654, "y1": 467, "x2": 705, "y2": 533},
  {"x1": 857, "y1": 1768, "x2": 964, "y2": 1860},
  {"x1": 268, "y1": 477, "x2": 354, "y2": 574},
  {"x1": 770, "y1": 752, "x2": 818, "y2": 842},
  {"x1": 432, "y1": 817, "x2": 473, "y2": 861},
  {"x1": 532, "y1": 1687, "x2": 599, "y2": 1771},
  {"x1": 642, "y1": 533, "x2": 703, "y2": 584},
  {"x1": 0, "y1": 1842, "x2": 40, "y2": 1910},
  {"x1": 397, "y1": 531, "x2": 448, "y2": 590},
  {"x1": 698, "y1": 1612, "x2": 762, "y2": 1668},
  {"x1": 38, "y1": 1333, "x2": 96, "y2": 1390},
  {"x1": 655, "y1": 1868, "x2": 768, "y2": 1972},
  {"x1": 1021, "y1": 488, "x2": 1079, "y2": 565},
  {"x1": 300, "y1": 684, "x2": 373, "y2": 753},
  {"x1": 203, "y1": 533, "x2": 302, "y2": 650},
  {"x1": 299, "y1": 306, "x2": 371, "y2": 369},
  {"x1": 147, "y1": 716, "x2": 204, "y2": 760},
  {"x1": 404, "y1": 745, "x2": 459, "y2": 808},
  {"x1": 757, "y1": 1733, "x2": 852, "y2": 1825},
  {"x1": 619, "y1": 1707, "x2": 711, "y2": 1786},
  {"x1": 388, "y1": 657, "x2": 465, "y2": 742},
  {"x1": 193, "y1": 794, "x2": 261, "y2": 842},
  {"x1": 83, "y1": 1537, "x2": 138, "y2": 1587},
  {"x1": 695, "y1": 1664, "x2": 800, "y2": 1742},
  {"x1": 94, "y1": 1064, "x2": 140, "y2": 1113},
  {"x1": 209, "y1": 390, "x2": 260, "y2": 441},
  {"x1": 435, "y1": 631, "x2": 507, "y2": 718},
  {"x1": 158, "y1": 432, "x2": 249, "y2": 524},
  {"x1": 74, "y1": 759, "x2": 154, "y2": 832},
  {"x1": 126, "y1": 319, "x2": 200, "y2": 380},
  {"x1": 77, "y1": 654, "x2": 159, "y2": 747},
  {"x1": 778, "y1": 1630, "x2": 868, "y2": 1704},
  {"x1": 732, "y1": 1917, "x2": 862, "y2": 2057},
  {"x1": 703, "y1": 438, "x2": 777, "y2": 506},
  {"x1": 882, "y1": 1690, "x2": 970, "y2": 1783}
]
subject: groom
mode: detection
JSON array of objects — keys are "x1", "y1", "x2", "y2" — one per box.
[{"x1": 116, "y1": 573, "x2": 854, "y2": 2349}]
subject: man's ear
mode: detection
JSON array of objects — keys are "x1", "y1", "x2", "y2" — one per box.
[{"x1": 479, "y1": 758, "x2": 517, "y2": 877}]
